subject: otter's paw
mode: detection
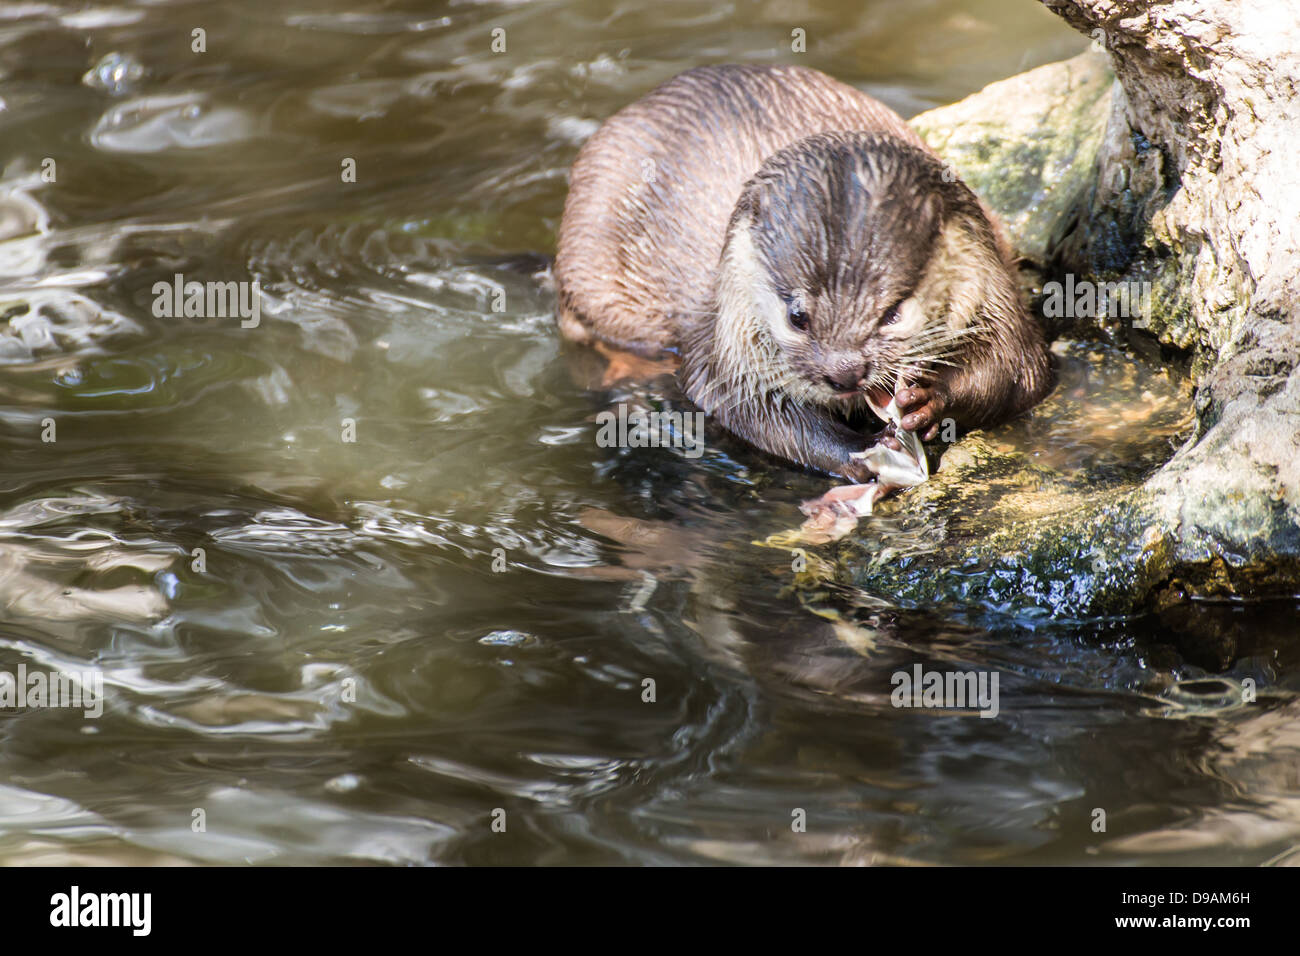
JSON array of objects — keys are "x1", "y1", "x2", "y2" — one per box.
[
  {"x1": 594, "y1": 342, "x2": 679, "y2": 386},
  {"x1": 895, "y1": 385, "x2": 947, "y2": 441}
]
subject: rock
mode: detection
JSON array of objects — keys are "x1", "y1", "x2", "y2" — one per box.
[
  {"x1": 833, "y1": 4, "x2": 1300, "y2": 615},
  {"x1": 825, "y1": 339, "x2": 1194, "y2": 619},
  {"x1": 910, "y1": 49, "x2": 1116, "y2": 269},
  {"x1": 1043, "y1": 0, "x2": 1300, "y2": 604}
]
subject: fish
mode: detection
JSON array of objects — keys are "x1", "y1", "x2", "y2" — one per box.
[{"x1": 796, "y1": 378, "x2": 929, "y2": 541}]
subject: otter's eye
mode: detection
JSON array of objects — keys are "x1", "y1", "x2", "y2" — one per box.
[
  {"x1": 788, "y1": 305, "x2": 811, "y2": 332},
  {"x1": 881, "y1": 304, "x2": 902, "y2": 326}
]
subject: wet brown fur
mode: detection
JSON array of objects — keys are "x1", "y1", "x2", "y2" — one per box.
[{"x1": 555, "y1": 64, "x2": 1052, "y2": 480}]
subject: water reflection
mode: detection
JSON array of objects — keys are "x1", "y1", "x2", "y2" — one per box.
[{"x1": 0, "y1": 0, "x2": 1296, "y2": 866}]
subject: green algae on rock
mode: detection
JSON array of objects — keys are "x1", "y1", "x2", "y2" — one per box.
[
  {"x1": 819, "y1": 340, "x2": 1193, "y2": 620},
  {"x1": 910, "y1": 49, "x2": 1116, "y2": 270}
]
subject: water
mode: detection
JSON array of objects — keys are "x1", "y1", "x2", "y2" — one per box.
[{"x1": 1, "y1": 0, "x2": 1297, "y2": 866}]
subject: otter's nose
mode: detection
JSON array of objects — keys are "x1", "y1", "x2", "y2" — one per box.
[{"x1": 823, "y1": 366, "x2": 866, "y2": 392}]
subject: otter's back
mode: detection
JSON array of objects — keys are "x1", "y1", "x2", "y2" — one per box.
[{"x1": 555, "y1": 64, "x2": 929, "y2": 355}]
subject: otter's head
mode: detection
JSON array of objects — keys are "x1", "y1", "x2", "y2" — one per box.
[{"x1": 709, "y1": 130, "x2": 1020, "y2": 410}]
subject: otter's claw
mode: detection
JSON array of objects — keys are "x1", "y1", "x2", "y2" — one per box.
[{"x1": 896, "y1": 385, "x2": 946, "y2": 441}]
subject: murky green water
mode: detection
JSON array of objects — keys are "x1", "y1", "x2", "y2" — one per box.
[{"x1": 1, "y1": 0, "x2": 1298, "y2": 866}]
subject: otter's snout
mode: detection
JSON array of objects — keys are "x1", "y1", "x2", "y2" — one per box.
[{"x1": 823, "y1": 363, "x2": 868, "y2": 393}]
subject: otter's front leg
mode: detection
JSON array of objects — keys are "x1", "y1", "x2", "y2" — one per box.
[{"x1": 895, "y1": 358, "x2": 1033, "y2": 440}]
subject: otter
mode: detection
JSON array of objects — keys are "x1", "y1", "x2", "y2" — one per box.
[{"x1": 555, "y1": 64, "x2": 1052, "y2": 482}]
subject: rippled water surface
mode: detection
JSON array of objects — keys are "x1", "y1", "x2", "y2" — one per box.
[{"x1": 2, "y1": 0, "x2": 1299, "y2": 866}]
